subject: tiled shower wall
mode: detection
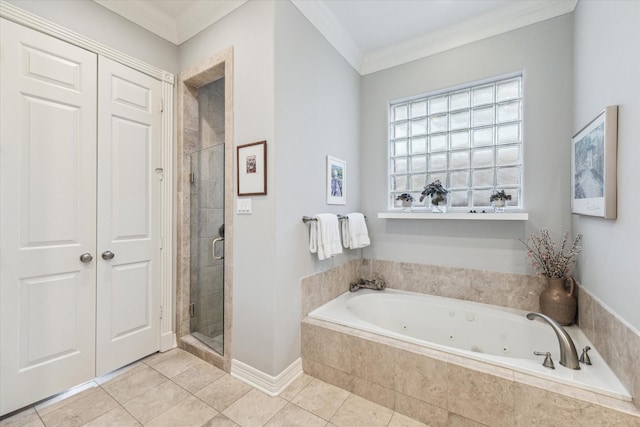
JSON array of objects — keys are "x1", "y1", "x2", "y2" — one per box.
[
  {"x1": 189, "y1": 81, "x2": 225, "y2": 344},
  {"x1": 300, "y1": 259, "x2": 640, "y2": 411}
]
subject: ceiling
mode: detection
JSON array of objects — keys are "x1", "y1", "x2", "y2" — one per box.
[{"x1": 94, "y1": 0, "x2": 577, "y2": 75}]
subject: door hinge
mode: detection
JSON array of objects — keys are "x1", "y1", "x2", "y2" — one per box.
[
  {"x1": 189, "y1": 172, "x2": 196, "y2": 184},
  {"x1": 189, "y1": 303, "x2": 195, "y2": 317},
  {"x1": 160, "y1": 306, "x2": 163, "y2": 319},
  {"x1": 160, "y1": 98, "x2": 164, "y2": 113}
]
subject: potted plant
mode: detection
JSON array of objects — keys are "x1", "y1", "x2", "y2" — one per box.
[
  {"x1": 520, "y1": 229, "x2": 583, "y2": 325},
  {"x1": 420, "y1": 180, "x2": 449, "y2": 213},
  {"x1": 490, "y1": 190, "x2": 512, "y2": 212},
  {"x1": 395, "y1": 193, "x2": 415, "y2": 212}
]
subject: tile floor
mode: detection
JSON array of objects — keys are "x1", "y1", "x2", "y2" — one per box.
[{"x1": 0, "y1": 348, "x2": 426, "y2": 427}]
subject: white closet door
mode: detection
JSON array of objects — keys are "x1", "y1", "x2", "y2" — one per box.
[
  {"x1": 0, "y1": 19, "x2": 98, "y2": 416},
  {"x1": 96, "y1": 56, "x2": 162, "y2": 376}
]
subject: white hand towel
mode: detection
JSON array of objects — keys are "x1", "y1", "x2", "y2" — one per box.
[
  {"x1": 345, "y1": 213, "x2": 370, "y2": 249},
  {"x1": 315, "y1": 213, "x2": 342, "y2": 260}
]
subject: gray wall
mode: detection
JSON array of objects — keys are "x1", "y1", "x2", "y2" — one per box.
[
  {"x1": 273, "y1": 0, "x2": 361, "y2": 374},
  {"x1": 573, "y1": 0, "x2": 640, "y2": 331},
  {"x1": 360, "y1": 15, "x2": 574, "y2": 274},
  {"x1": 179, "y1": 0, "x2": 361, "y2": 375},
  {"x1": 179, "y1": 0, "x2": 278, "y2": 375},
  {"x1": 6, "y1": 0, "x2": 178, "y2": 73}
]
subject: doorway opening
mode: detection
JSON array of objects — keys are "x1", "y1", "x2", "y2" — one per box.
[{"x1": 176, "y1": 49, "x2": 233, "y2": 371}]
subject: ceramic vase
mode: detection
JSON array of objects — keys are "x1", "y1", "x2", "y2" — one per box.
[{"x1": 539, "y1": 277, "x2": 577, "y2": 326}]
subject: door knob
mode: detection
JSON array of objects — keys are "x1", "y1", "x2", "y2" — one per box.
[
  {"x1": 79, "y1": 253, "x2": 93, "y2": 263},
  {"x1": 101, "y1": 251, "x2": 115, "y2": 260}
]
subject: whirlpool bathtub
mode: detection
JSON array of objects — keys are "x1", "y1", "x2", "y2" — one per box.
[{"x1": 307, "y1": 288, "x2": 631, "y2": 401}]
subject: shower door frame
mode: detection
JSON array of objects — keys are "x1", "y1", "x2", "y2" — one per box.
[{"x1": 176, "y1": 48, "x2": 234, "y2": 371}]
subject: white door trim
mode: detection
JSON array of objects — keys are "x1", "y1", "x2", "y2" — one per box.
[{"x1": 0, "y1": 0, "x2": 176, "y2": 352}]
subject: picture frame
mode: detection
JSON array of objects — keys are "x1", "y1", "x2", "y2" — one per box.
[
  {"x1": 326, "y1": 156, "x2": 346, "y2": 205},
  {"x1": 237, "y1": 141, "x2": 267, "y2": 196},
  {"x1": 571, "y1": 106, "x2": 618, "y2": 218}
]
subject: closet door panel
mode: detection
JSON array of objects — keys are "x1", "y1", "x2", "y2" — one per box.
[
  {"x1": 0, "y1": 19, "x2": 97, "y2": 416},
  {"x1": 96, "y1": 56, "x2": 162, "y2": 376}
]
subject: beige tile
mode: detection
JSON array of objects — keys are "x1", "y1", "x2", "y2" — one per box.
[
  {"x1": 291, "y1": 379, "x2": 349, "y2": 421},
  {"x1": 150, "y1": 349, "x2": 205, "y2": 378},
  {"x1": 202, "y1": 414, "x2": 240, "y2": 427},
  {"x1": 39, "y1": 387, "x2": 118, "y2": 427},
  {"x1": 329, "y1": 394, "x2": 393, "y2": 427},
  {"x1": 279, "y1": 374, "x2": 314, "y2": 401},
  {"x1": 171, "y1": 361, "x2": 226, "y2": 393},
  {"x1": 122, "y1": 381, "x2": 190, "y2": 424},
  {"x1": 146, "y1": 395, "x2": 218, "y2": 427},
  {"x1": 102, "y1": 366, "x2": 168, "y2": 404},
  {"x1": 301, "y1": 321, "x2": 353, "y2": 373},
  {"x1": 447, "y1": 364, "x2": 514, "y2": 427},
  {"x1": 446, "y1": 413, "x2": 488, "y2": 427},
  {"x1": 222, "y1": 389, "x2": 287, "y2": 426},
  {"x1": 195, "y1": 375, "x2": 251, "y2": 412},
  {"x1": 34, "y1": 381, "x2": 99, "y2": 416},
  {"x1": 394, "y1": 392, "x2": 448, "y2": 427},
  {"x1": 265, "y1": 402, "x2": 327, "y2": 427},
  {"x1": 394, "y1": 348, "x2": 447, "y2": 408},
  {"x1": 0, "y1": 407, "x2": 44, "y2": 427},
  {"x1": 95, "y1": 362, "x2": 147, "y2": 386},
  {"x1": 143, "y1": 349, "x2": 181, "y2": 367},
  {"x1": 388, "y1": 412, "x2": 428, "y2": 427},
  {"x1": 351, "y1": 336, "x2": 396, "y2": 389},
  {"x1": 302, "y1": 359, "x2": 354, "y2": 392},
  {"x1": 350, "y1": 377, "x2": 395, "y2": 410},
  {"x1": 81, "y1": 406, "x2": 141, "y2": 427},
  {"x1": 513, "y1": 382, "x2": 640, "y2": 426}
]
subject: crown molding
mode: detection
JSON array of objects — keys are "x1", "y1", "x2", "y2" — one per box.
[
  {"x1": 94, "y1": 0, "x2": 246, "y2": 45},
  {"x1": 94, "y1": 0, "x2": 179, "y2": 44},
  {"x1": 175, "y1": 1, "x2": 247, "y2": 44},
  {"x1": 360, "y1": 0, "x2": 578, "y2": 75},
  {"x1": 291, "y1": 0, "x2": 363, "y2": 73}
]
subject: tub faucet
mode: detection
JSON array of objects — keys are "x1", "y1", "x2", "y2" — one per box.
[
  {"x1": 349, "y1": 278, "x2": 386, "y2": 292},
  {"x1": 526, "y1": 312, "x2": 580, "y2": 370}
]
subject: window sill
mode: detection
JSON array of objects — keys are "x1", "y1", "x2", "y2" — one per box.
[{"x1": 377, "y1": 212, "x2": 529, "y2": 221}]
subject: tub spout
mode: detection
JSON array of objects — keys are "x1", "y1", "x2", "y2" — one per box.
[
  {"x1": 349, "y1": 278, "x2": 386, "y2": 292},
  {"x1": 526, "y1": 312, "x2": 580, "y2": 370}
]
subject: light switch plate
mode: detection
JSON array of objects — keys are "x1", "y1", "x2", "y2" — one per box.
[{"x1": 237, "y1": 198, "x2": 252, "y2": 214}]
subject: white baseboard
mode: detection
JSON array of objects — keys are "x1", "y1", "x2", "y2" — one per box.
[
  {"x1": 230, "y1": 358, "x2": 303, "y2": 397},
  {"x1": 160, "y1": 332, "x2": 177, "y2": 352}
]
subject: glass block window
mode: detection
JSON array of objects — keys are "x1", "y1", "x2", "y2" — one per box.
[{"x1": 389, "y1": 75, "x2": 523, "y2": 210}]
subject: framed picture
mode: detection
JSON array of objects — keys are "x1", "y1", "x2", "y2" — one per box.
[
  {"x1": 326, "y1": 156, "x2": 346, "y2": 205},
  {"x1": 571, "y1": 106, "x2": 618, "y2": 218},
  {"x1": 237, "y1": 141, "x2": 267, "y2": 196}
]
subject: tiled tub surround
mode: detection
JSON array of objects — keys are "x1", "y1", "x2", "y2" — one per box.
[
  {"x1": 309, "y1": 289, "x2": 630, "y2": 400},
  {"x1": 176, "y1": 49, "x2": 234, "y2": 371},
  {"x1": 300, "y1": 260, "x2": 640, "y2": 424}
]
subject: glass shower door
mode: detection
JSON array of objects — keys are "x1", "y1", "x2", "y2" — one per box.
[{"x1": 190, "y1": 145, "x2": 225, "y2": 355}]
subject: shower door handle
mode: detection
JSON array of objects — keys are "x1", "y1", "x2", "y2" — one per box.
[{"x1": 212, "y1": 237, "x2": 224, "y2": 260}]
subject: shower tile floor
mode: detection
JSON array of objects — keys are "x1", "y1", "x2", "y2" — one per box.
[{"x1": 1, "y1": 348, "x2": 425, "y2": 427}]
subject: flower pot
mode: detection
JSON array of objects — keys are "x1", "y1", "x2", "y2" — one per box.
[
  {"x1": 401, "y1": 200, "x2": 413, "y2": 213},
  {"x1": 430, "y1": 195, "x2": 447, "y2": 213},
  {"x1": 492, "y1": 199, "x2": 506, "y2": 213},
  {"x1": 539, "y1": 277, "x2": 577, "y2": 326}
]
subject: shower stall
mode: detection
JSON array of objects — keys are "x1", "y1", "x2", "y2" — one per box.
[{"x1": 188, "y1": 78, "x2": 225, "y2": 355}]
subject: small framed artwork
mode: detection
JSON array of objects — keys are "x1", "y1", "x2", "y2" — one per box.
[
  {"x1": 571, "y1": 106, "x2": 618, "y2": 218},
  {"x1": 237, "y1": 140, "x2": 267, "y2": 196},
  {"x1": 326, "y1": 156, "x2": 346, "y2": 205}
]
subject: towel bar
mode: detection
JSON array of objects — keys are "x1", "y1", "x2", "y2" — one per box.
[{"x1": 302, "y1": 215, "x2": 365, "y2": 224}]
